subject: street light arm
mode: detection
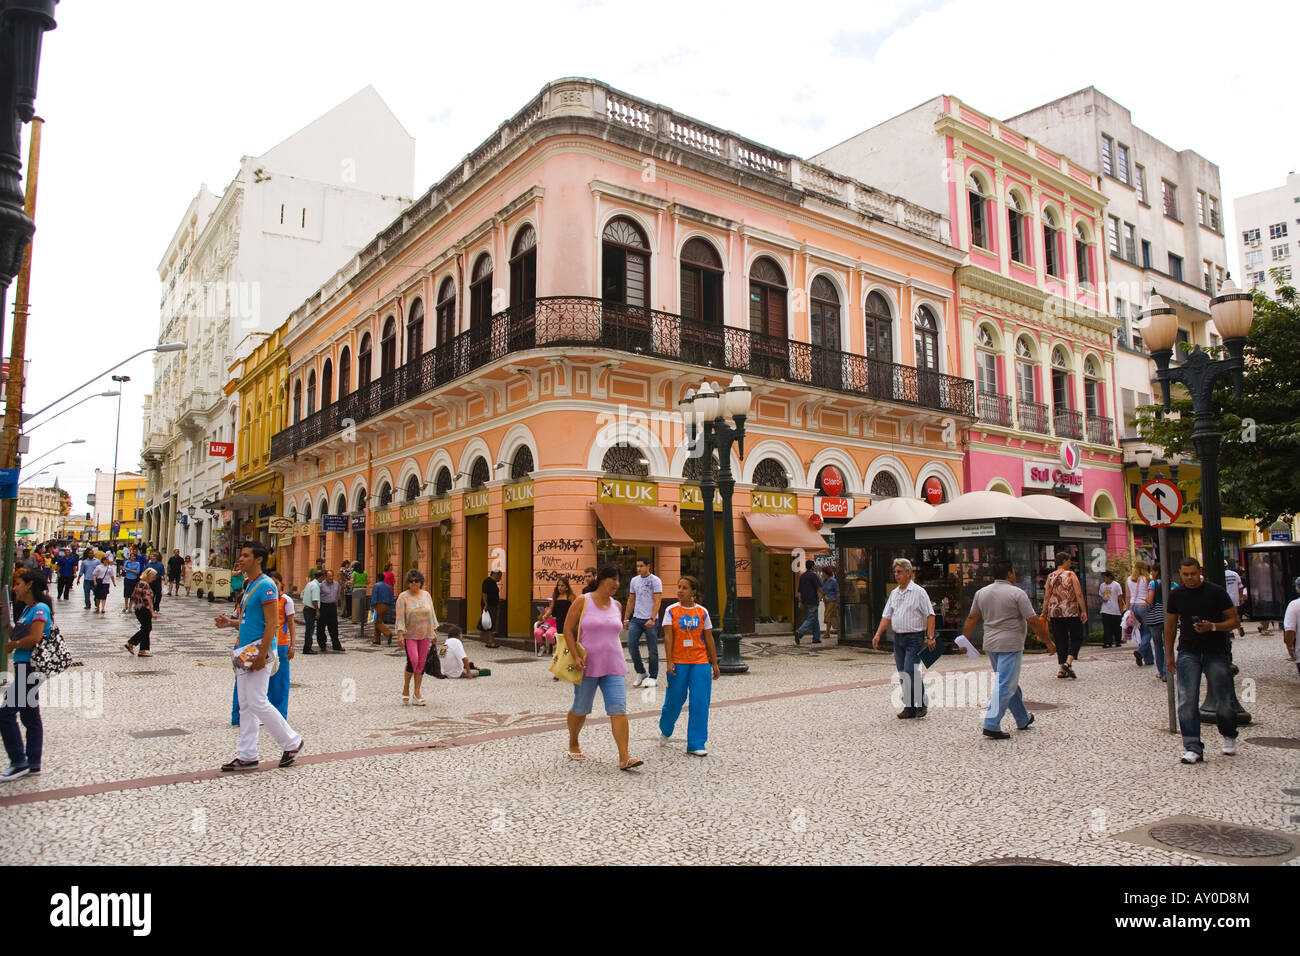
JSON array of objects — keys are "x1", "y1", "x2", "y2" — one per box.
[
  {"x1": 22, "y1": 345, "x2": 180, "y2": 422},
  {"x1": 23, "y1": 390, "x2": 118, "y2": 433}
]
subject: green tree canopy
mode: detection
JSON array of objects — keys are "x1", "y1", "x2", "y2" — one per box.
[{"x1": 1134, "y1": 273, "x2": 1300, "y2": 531}]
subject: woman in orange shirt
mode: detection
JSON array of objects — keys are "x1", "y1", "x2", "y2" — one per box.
[{"x1": 657, "y1": 575, "x2": 720, "y2": 756}]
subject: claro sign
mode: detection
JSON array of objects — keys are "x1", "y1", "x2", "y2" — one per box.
[{"x1": 814, "y1": 496, "x2": 854, "y2": 520}]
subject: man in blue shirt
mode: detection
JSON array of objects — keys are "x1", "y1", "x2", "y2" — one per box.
[
  {"x1": 55, "y1": 549, "x2": 79, "y2": 601},
  {"x1": 215, "y1": 542, "x2": 304, "y2": 772},
  {"x1": 121, "y1": 549, "x2": 143, "y2": 612},
  {"x1": 794, "y1": 560, "x2": 824, "y2": 645},
  {"x1": 820, "y1": 566, "x2": 840, "y2": 642},
  {"x1": 369, "y1": 575, "x2": 395, "y2": 646}
]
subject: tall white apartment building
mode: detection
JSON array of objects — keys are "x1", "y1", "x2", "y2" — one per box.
[
  {"x1": 1007, "y1": 88, "x2": 1229, "y2": 445},
  {"x1": 1234, "y1": 171, "x2": 1300, "y2": 300},
  {"x1": 141, "y1": 87, "x2": 415, "y2": 559}
]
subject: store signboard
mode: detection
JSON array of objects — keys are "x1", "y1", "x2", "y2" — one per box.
[
  {"x1": 1022, "y1": 458, "x2": 1083, "y2": 491},
  {"x1": 679, "y1": 484, "x2": 722, "y2": 511},
  {"x1": 374, "y1": 508, "x2": 394, "y2": 528},
  {"x1": 399, "y1": 503, "x2": 422, "y2": 525},
  {"x1": 1058, "y1": 523, "x2": 1104, "y2": 540},
  {"x1": 815, "y1": 496, "x2": 854, "y2": 520},
  {"x1": 914, "y1": 522, "x2": 997, "y2": 540},
  {"x1": 267, "y1": 516, "x2": 294, "y2": 536},
  {"x1": 351, "y1": 515, "x2": 366, "y2": 531},
  {"x1": 596, "y1": 479, "x2": 656, "y2": 506},
  {"x1": 463, "y1": 490, "x2": 490, "y2": 516},
  {"x1": 322, "y1": 514, "x2": 348, "y2": 533},
  {"x1": 430, "y1": 498, "x2": 452, "y2": 521},
  {"x1": 504, "y1": 480, "x2": 534, "y2": 510},
  {"x1": 749, "y1": 491, "x2": 797, "y2": 514}
]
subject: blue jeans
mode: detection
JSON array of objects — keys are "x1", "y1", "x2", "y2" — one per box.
[
  {"x1": 626, "y1": 618, "x2": 658, "y2": 678},
  {"x1": 659, "y1": 662, "x2": 713, "y2": 751},
  {"x1": 893, "y1": 631, "x2": 928, "y2": 708},
  {"x1": 571, "y1": 674, "x2": 627, "y2": 716},
  {"x1": 984, "y1": 651, "x2": 1031, "y2": 731},
  {"x1": 795, "y1": 603, "x2": 821, "y2": 642},
  {"x1": 82, "y1": 577, "x2": 94, "y2": 608},
  {"x1": 1176, "y1": 651, "x2": 1237, "y2": 755},
  {"x1": 232, "y1": 646, "x2": 291, "y2": 725},
  {"x1": 0, "y1": 662, "x2": 43, "y2": 769}
]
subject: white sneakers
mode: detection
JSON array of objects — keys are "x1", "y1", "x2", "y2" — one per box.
[
  {"x1": 1222, "y1": 737, "x2": 1237, "y2": 756},
  {"x1": 1180, "y1": 750, "x2": 1204, "y2": 764},
  {"x1": 687, "y1": 749, "x2": 707, "y2": 757},
  {"x1": 643, "y1": 677, "x2": 657, "y2": 688},
  {"x1": 659, "y1": 734, "x2": 672, "y2": 747},
  {"x1": 633, "y1": 675, "x2": 646, "y2": 687}
]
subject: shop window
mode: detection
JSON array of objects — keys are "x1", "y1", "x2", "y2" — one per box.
[
  {"x1": 510, "y1": 446, "x2": 534, "y2": 479},
  {"x1": 601, "y1": 445, "x2": 649, "y2": 477},
  {"x1": 594, "y1": 518, "x2": 648, "y2": 607}
]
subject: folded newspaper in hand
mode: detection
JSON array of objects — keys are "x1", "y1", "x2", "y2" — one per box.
[
  {"x1": 232, "y1": 642, "x2": 278, "y2": 676},
  {"x1": 953, "y1": 635, "x2": 980, "y2": 658}
]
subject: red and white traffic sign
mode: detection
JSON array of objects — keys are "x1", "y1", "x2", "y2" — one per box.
[{"x1": 1137, "y1": 478, "x2": 1183, "y2": 527}]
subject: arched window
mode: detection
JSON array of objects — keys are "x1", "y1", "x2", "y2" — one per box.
[
  {"x1": 18, "y1": 517, "x2": 27, "y2": 531},
  {"x1": 1051, "y1": 346, "x2": 1071, "y2": 412},
  {"x1": 292, "y1": 380, "x2": 302, "y2": 424},
  {"x1": 1075, "y1": 224, "x2": 1092, "y2": 288},
  {"x1": 354, "y1": 487, "x2": 367, "y2": 513},
  {"x1": 975, "y1": 325, "x2": 998, "y2": 396},
  {"x1": 288, "y1": 505, "x2": 297, "y2": 523},
  {"x1": 509, "y1": 225, "x2": 537, "y2": 312},
  {"x1": 601, "y1": 445, "x2": 649, "y2": 478},
  {"x1": 748, "y1": 256, "x2": 788, "y2": 339},
  {"x1": 870, "y1": 472, "x2": 900, "y2": 498},
  {"x1": 337, "y1": 347, "x2": 350, "y2": 398},
  {"x1": 680, "y1": 237, "x2": 723, "y2": 324},
  {"x1": 864, "y1": 291, "x2": 893, "y2": 361},
  {"x1": 682, "y1": 450, "x2": 719, "y2": 483},
  {"x1": 913, "y1": 306, "x2": 939, "y2": 371},
  {"x1": 335, "y1": 494, "x2": 347, "y2": 516},
  {"x1": 434, "y1": 467, "x2": 452, "y2": 496},
  {"x1": 1007, "y1": 190, "x2": 1028, "y2": 264},
  {"x1": 510, "y1": 446, "x2": 534, "y2": 479},
  {"x1": 810, "y1": 276, "x2": 841, "y2": 351},
  {"x1": 321, "y1": 358, "x2": 333, "y2": 407},
  {"x1": 377, "y1": 482, "x2": 393, "y2": 508},
  {"x1": 302, "y1": 501, "x2": 312, "y2": 522},
  {"x1": 967, "y1": 172, "x2": 990, "y2": 249},
  {"x1": 404, "y1": 475, "x2": 421, "y2": 502},
  {"x1": 1015, "y1": 337, "x2": 1037, "y2": 405},
  {"x1": 380, "y1": 316, "x2": 397, "y2": 376},
  {"x1": 752, "y1": 458, "x2": 790, "y2": 489},
  {"x1": 469, "y1": 457, "x2": 491, "y2": 489},
  {"x1": 470, "y1": 254, "x2": 493, "y2": 334},
  {"x1": 601, "y1": 217, "x2": 649, "y2": 308},
  {"x1": 1042, "y1": 207, "x2": 1061, "y2": 278},
  {"x1": 406, "y1": 299, "x2": 424, "y2": 360},
  {"x1": 1083, "y1": 355, "x2": 1102, "y2": 417},
  {"x1": 306, "y1": 370, "x2": 316, "y2": 416},
  {"x1": 318, "y1": 497, "x2": 328, "y2": 520},
  {"x1": 358, "y1": 334, "x2": 372, "y2": 387},
  {"x1": 242, "y1": 409, "x2": 251, "y2": 465},
  {"x1": 435, "y1": 277, "x2": 456, "y2": 346}
]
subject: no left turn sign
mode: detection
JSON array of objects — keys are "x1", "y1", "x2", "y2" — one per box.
[{"x1": 1137, "y1": 478, "x2": 1183, "y2": 527}]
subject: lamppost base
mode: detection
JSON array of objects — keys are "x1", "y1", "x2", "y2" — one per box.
[
  {"x1": 717, "y1": 631, "x2": 748, "y2": 675},
  {"x1": 1200, "y1": 663, "x2": 1252, "y2": 724}
]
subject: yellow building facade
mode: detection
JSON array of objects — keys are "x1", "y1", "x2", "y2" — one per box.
[{"x1": 99, "y1": 474, "x2": 148, "y2": 540}]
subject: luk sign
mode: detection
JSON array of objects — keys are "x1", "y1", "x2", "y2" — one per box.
[
  {"x1": 1022, "y1": 458, "x2": 1083, "y2": 491},
  {"x1": 597, "y1": 479, "x2": 656, "y2": 506},
  {"x1": 1137, "y1": 478, "x2": 1183, "y2": 528}
]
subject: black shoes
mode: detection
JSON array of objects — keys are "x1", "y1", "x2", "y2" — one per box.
[
  {"x1": 915, "y1": 706, "x2": 928, "y2": 718},
  {"x1": 897, "y1": 708, "x2": 916, "y2": 719},
  {"x1": 793, "y1": 632, "x2": 801, "y2": 645},
  {"x1": 279, "y1": 737, "x2": 304, "y2": 768},
  {"x1": 1018, "y1": 714, "x2": 1035, "y2": 730},
  {"x1": 1134, "y1": 650, "x2": 1144, "y2": 666},
  {"x1": 221, "y1": 758, "x2": 258, "y2": 772},
  {"x1": 982, "y1": 728, "x2": 1010, "y2": 740}
]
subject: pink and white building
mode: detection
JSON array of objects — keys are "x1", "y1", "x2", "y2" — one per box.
[{"x1": 815, "y1": 96, "x2": 1127, "y2": 556}]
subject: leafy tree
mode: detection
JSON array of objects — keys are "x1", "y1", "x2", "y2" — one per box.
[{"x1": 1134, "y1": 273, "x2": 1300, "y2": 531}]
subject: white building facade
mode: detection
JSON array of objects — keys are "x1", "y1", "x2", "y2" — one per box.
[
  {"x1": 15, "y1": 485, "x2": 64, "y2": 542},
  {"x1": 1234, "y1": 171, "x2": 1300, "y2": 300},
  {"x1": 1006, "y1": 88, "x2": 1230, "y2": 447},
  {"x1": 141, "y1": 86, "x2": 415, "y2": 559}
]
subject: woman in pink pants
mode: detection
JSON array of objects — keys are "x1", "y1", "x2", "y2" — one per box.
[{"x1": 396, "y1": 569, "x2": 438, "y2": 706}]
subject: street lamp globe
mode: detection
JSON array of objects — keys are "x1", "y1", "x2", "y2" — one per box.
[
  {"x1": 1210, "y1": 278, "x2": 1254, "y2": 341},
  {"x1": 1141, "y1": 293, "x2": 1179, "y2": 352},
  {"x1": 1134, "y1": 447, "x2": 1154, "y2": 470},
  {"x1": 678, "y1": 387, "x2": 696, "y2": 424},
  {"x1": 723, "y1": 374, "x2": 752, "y2": 420},
  {"x1": 696, "y1": 381, "x2": 719, "y2": 422}
]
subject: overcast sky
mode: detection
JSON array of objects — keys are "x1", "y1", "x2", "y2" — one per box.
[{"x1": 17, "y1": 0, "x2": 1296, "y2": 505}]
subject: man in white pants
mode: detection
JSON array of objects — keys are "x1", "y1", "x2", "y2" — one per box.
[{"x1": 216, "y1": 542, "x2": 304, "y2": 771}]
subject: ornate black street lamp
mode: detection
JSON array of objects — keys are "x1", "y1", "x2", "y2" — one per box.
[
  {"x1": 1141, "y1": 278, "x2": 1255, "y2": 724},
  {"x1": 679, "y1": 374, "x2": 752, "y2": 675}
]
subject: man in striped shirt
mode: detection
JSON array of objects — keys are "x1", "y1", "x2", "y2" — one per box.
[{"x1": 872, "y1": 558, "x2": 936, "y2": 718}]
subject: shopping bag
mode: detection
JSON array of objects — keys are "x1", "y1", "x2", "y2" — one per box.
[
  {"x1": 548, "y1": 638, "x2": 586, "y2": 684},
  {"x1": 479, "y1": 610, "x2": 492, "y2": 631}
]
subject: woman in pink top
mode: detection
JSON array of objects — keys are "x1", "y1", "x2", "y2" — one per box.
[
  {"x1": 562, "y1": 565, "x2": 642, "y2": 770},
  {"x1": 395, "y1": 569, "x2": 437, "y2": 706}
]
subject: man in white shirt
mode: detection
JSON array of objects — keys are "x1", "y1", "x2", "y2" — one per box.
[
  {"x1": 1283, "y1": 577, "x2": 1300, "y2": 676},
  {"x1": 300, "y1": 570, "x2": 322, "y2": 655},
  {"x1": 440, "y1": 626, "x2": 477, "y2": 679},
  {"x1": 623, "y1": 558, "x2": 663, "y2": 688},
  {"x1": 871, "y1": 558, "x2": 936, "y2": 718},
  {"x1": 1223, "y1": 561, "x2": 1245, "y2": 638},
  {"x1": 1099, "y1": 570, "x2": 1126, "y2": 647}
]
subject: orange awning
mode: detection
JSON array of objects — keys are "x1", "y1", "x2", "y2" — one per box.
[
  {"x1": 593, "y1": 502, "x2": 694, "y2": 547},
  {"x1": 744, "y1": 513, "x2": 829, "y2": 554}
]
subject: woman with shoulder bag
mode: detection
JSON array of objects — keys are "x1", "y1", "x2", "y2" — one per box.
[
  {"x1": 1, "y1": 571, "x2": 54, "y2": 780},
  {"x1": 562, "y1": 565, "x2": 643, "y2": 770},
  {"x1": 396, "y1": 569, "x2": 438, "y2": 705},
  {"x1": 1042, "y1": 551, "x2": 1087, "y2": 679}
]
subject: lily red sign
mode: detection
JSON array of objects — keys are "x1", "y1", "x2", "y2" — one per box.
[
  {"x1": 817, "y1": 466, "x2": 844, "y2": 497},
  {"x1": 209, "y1": 441, "x2": 234, "y2": 458}
]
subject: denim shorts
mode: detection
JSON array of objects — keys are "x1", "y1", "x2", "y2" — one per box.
[{"x1": 571, "y1": 674, "x2": 627, "y2": 717}]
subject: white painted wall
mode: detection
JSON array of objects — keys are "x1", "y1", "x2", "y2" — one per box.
[{"x1": 1234, "y1": 171, "x2": 1299, "y2": 300}]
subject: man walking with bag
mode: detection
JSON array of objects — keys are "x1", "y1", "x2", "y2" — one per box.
[
  {"x1": 872, "y1": 558, "x2": 936, "y2": 718},
  {"x1": 216, "y1": 542, "x2": 303, "y2": 771}
]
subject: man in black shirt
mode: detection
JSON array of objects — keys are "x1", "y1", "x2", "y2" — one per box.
[
  {"x1": 480, "y1": 569, "x2": 502, "y2": 648},
  {"x1": 581, "y1": 567, "x2": 598, "y2": 595},
  {"x1": 793, "y1": 560, "x2": 823, "y2": 645},
  {"x1": 1165, "y1": 557, "x2": 1240, "y2": 764},
  {"x1": 166, "y1": 549, "x2": 184, "y2": 596}
]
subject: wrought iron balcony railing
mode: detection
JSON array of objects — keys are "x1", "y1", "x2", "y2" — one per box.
[
  {"x1": 1086, "y1": 414, "x2": 1115, "y2": 446},
  {"x1": 270, "y1": 297, "x2": 976, "y2": 462},
  {"x1": 1017, "y1": 400, "x2": 1050, "y2": 435},
  {"x1": 1053, "y1": 407, "x2": 1084, "y2": 440},
  {"x1": 976, "y1": 392, "x2": 1013, "y2": 428}
]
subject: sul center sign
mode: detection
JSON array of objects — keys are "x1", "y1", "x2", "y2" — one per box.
[{"x1": 1022, "y1": 457, "x2": 1083, "y2": 491}]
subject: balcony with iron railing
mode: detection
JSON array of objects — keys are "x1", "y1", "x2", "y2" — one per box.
[
  {"x1": 1086, "y1": 414, "x2": 1115, "y2": 446},
  {"x1": 1053, "y1": 407, "x2": 1084, "y2": 440},
  {"x1": 976, "y1": 392, "x2": 1013, "y2": 428},
  {"x1": 1017, "y1": 400, "x2": 1050, "y2": 435},
  {"x1": 270, "y1": 296, "x2": 976, "y2": 462}
]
